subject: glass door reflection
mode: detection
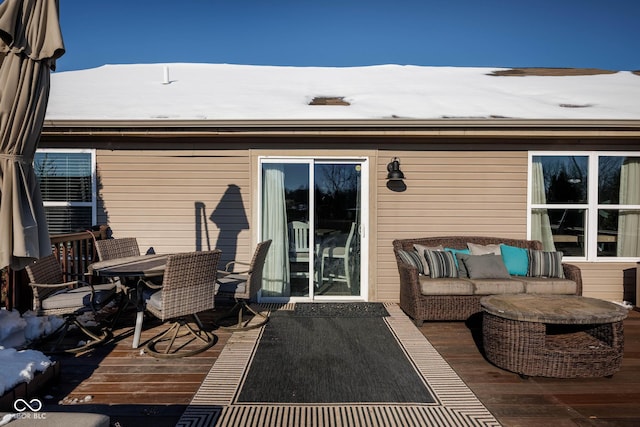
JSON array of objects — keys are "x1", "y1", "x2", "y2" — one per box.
[
  {"x1": 261, "y1": 159, "x2": 363, "y2": 300},
  {"x1": 314, "y1": 163, "x2": 361, "y2": 297}
]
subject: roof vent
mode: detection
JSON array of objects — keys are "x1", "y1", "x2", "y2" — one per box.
[
  {"x1": 162, "y1": 65, "x2": 171, "y2": 85},
  {"x1": 309, "y1": 96, "x2": 350, "y2": 106},
  {"x1": 488, "y1": 68, "x2": 616, "y2": 77},
  {"x1": 559, "y1": 103, "x2": 592, "y2": 108}
]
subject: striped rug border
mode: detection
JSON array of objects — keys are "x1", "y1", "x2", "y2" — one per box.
[{"x1": 177, "y1": 303, "x2": 501, "y2": 427}]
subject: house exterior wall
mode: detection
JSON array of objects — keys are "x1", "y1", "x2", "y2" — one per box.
[
  {"x1": 40, "y1": 134, "x2": 638, "y2": 303},
  {"x1": 579, "y1": 263, "x2": 638, "y2": 301},
  {"x1": 376, "y1": 150, "x2": 529, "y2": 301},
  {"x1": 95, "y1": 149, "x2": 253, "y2": 267},
  {"x1": 375, "y1": 150, "x2": 635, "y2": 302}
]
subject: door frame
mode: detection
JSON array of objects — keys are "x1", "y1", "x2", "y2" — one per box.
[{"x1": 257, "y1": 156, "x2": 369, "y2": 302}]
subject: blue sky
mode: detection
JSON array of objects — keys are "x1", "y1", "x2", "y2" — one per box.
[{"x1": 55, "y1": 0, "x2": 640, "y2": 72}]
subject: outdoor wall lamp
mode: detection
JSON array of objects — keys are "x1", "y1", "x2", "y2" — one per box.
[
  {"x1": 386, "y1": 157, "x2": 406, "y2": 192},
  {"x1": 386, "y1": 157, "x2": 405, "y2": 181}
]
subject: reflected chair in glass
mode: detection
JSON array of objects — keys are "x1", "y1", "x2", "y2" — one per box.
[
  {"x1": 216, "y1": 240, "x2": 272, "y2": 331},
  {"x1": 25, "y1": 254, "x2": 117, "y2": 353},
  {"x1": 288, "y1": 221, "x2": 310, "y2": 279},
  {"x1": 141, "y1": 250, "x2": 221, "y2": 358},
  {"x1": 320, "y1": 222, "x2": 357, "y2": 289}
]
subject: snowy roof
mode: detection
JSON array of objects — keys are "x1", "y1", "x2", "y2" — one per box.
[{"x1": 46, "y1": 63, "x2": 640, "y2": 122}]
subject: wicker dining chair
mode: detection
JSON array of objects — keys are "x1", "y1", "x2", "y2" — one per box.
[
  {"x1": 141, "y1": 250, "x2": 221, "y2": 358},
  {"x1": 93, "y1": 237, "x2": 142, "y2": 325},
  {"x1": 94, "y1": 237, "x2": 141, "y2": 261},
  {"x1": 216, "y1": 240, "x2": 272, "y2": 331},
  {"x1": 25, "y1": 254, "x2": 117, "y2": 353}
]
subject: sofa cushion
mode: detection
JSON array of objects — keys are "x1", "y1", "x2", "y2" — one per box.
[
  {"x1": 41, "y1": 285, "x2": 115, "y2": 310},
  {"x1": 0, "y1": 412, "x2": 110, "y2": 427},
  {"x1": 500, "y1": 244, "x2": 529, "y2": 276},
  {"x1": 413, "y1": 244, "x2": 445, "y2": 275},
  {"x1": 445, "y1": 247, "x2": 470, "y2": 271},
  {"x1": 454, "y1": 252, "x2": 470, "y2": 277},
  {"x1": 520, "y1": 276, "x2": 577, "y2": 294},
  {"x1": 468, "y1": 242, "x2": 502, "y2": 255},
  {"x1": 419, "y1": 276, "x2": 474, "y2": 295},
  {"x1": 528, "y1": 249, "x2": 565, "y2": 278},
  {"x1": 472, "y1": 278, "x2": 526, "y2": 295},
  {"x1": 424, "y1": 249, "x2": 458, "y2": 278},
  {"x1": 397, "y1": 249, "x2": 427, "y2": 275},
  {"x1": 145, "y1": 289, "x2": 163, "y2": 311},
  {"x1": 463, "y1": 254, "x2": 511, "y2": 279}
]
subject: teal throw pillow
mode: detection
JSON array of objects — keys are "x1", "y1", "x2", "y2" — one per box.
[{"x1": 500, "y1": 244, "x2": 529, "y2": 276}]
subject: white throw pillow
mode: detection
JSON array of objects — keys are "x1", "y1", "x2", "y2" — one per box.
[{"x1": 467, "y1": 242, "x2": 502, "y2": 256}]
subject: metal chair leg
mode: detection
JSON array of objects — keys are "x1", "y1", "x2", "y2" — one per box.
[
  {"x1": 33, "y1": 315, "x2": 111, "y2": 355},
  {"x1": 145, "y1": 316, "x2": 216, "y2": 358},
  {"x1": 217, "y1": 300, "x2": 269, "y2": 331}
]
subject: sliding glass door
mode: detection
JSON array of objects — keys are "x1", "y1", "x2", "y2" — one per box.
[{"x1": 260, "y1": 158, "x2": 367, "y2": 301}]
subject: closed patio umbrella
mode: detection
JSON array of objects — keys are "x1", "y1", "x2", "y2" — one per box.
[{"x1": 0, "y1": 0, "x2": 64, "y2": 270}]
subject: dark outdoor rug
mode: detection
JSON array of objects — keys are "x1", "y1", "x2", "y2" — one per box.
[
  {"x1": 294, "y1": 302, "x2": 389, "y2": 317},
  {"x1": 178, "y1": 303, "x2": 501, "y2": 427},
  {"x1": 237, "y1": 309, "x2": 431, "y2": 403}
]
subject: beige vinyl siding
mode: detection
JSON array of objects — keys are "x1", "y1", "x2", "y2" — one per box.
[
  {"x1": 96, "y1": 149, "x2": 252, "y2": 266},
  {"x1": 374, "y1": 150, "x2": 634, "y2": 302},
  {"x1": 575, "y1": 262, "x2": 638, "y2": 302},
  {"x1": 90, "y1": 145, "x2": 634, "y2": 304},
  {"x1": 375, "y1": 151, "x2": 529, "y2": 301}
]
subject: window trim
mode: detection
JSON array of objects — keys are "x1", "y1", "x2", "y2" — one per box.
[
  {"x1": 35, "y1": 148, "x2": 97, "y2": 232},
  {"x1": 528, "y1": 151, "x2": 640, "y2": 262}
]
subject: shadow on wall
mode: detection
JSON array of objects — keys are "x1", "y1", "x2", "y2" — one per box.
[
  {"x1": 195, "y1": 184, "x2": 249, "y2": 266},
  {"x1": 95, "y1": 168, "x2": 109, "y2": 230}
]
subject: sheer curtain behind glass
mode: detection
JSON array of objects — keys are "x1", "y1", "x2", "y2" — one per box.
[
  {"x1": 261, "y1": 164, "x2": 290, "y2": 297},
  {"x1": 531, "y1": 159, "x2": 556, "y2": 251},
  {"x1": 618, "y1": 158, "x2": 640, "y2": 257}
]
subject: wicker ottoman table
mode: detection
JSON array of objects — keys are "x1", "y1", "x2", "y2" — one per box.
[{"x1": 480, "y1": 294, "x2": 628, "y2": 378}]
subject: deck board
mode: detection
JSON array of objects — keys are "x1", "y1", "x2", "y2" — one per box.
[{"x1": 40, "y1": 306, "x2": 640, "y2": 426}]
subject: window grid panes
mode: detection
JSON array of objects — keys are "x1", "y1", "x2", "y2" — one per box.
[{"x1": 531, "y1": 153, "x2": 640, "y2": 260}]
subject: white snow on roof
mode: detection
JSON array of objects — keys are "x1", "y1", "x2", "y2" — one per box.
[{"x1": 46, "y1": 63, "x2": 640, "y2": 121}]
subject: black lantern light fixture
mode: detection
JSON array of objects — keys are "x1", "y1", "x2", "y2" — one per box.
[
  {"x1": 386, "y1": 157, "x2": 406, "y2": 192},
  {"x1": 386, "y1": 157, "x2": 405, "y2": 181}
]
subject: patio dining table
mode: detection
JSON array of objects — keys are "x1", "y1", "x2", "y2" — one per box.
[{"x1": 89, "y1": 254, "x2": 169, "y2": 348}]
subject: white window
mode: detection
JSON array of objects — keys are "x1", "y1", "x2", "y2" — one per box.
[
  {"x1": 529, "y1": 152, "x2": 640, "y2": 261},
  {"x1": 34, "y1": 149, "x2": 96, "y2": 234}
]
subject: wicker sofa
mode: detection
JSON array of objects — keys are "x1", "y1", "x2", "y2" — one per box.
[{"x1": 392, "y1": 236, "x2": 583, "y2": 325}]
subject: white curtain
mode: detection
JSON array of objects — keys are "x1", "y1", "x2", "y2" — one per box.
[
  {"x1": 531, "y1": 160, "x2": 556, "y2": 251},
  {"x1": 617, "y1": 158, "x2": 640, "y2": 257},
  {"x1": 261, "y1": 164, "x2": 290, "y2": 297}
]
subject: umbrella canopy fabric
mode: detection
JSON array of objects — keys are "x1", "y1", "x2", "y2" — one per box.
[{"x1": 0, "y1": 0, "x2": 64, "y2": 270}]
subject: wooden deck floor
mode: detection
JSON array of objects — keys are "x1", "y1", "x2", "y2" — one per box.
[
  {"x1": 422, "y1": 309, "x2": 640, "y2": 427},
  {"x1": 40, "y1": 306, "x2": 640, "y2": 427}
]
